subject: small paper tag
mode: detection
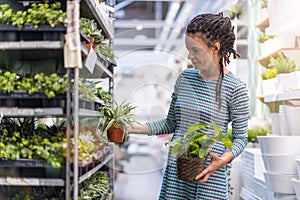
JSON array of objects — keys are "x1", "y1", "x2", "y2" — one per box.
[{"x1": 84, "y1": 48, "x2": 97, "y2": 73}]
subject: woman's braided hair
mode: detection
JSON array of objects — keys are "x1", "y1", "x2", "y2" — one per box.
[{"x1": 186, "y1": 13, "x2": 240, "y2": 109}]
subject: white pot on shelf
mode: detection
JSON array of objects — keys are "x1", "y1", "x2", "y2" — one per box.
[
  {"x1": 286, "y1": 106, "x2": 300, "y2": 135},
  {"x1": 279, "y1": 105, "x2": 291, "y2": 136},
  {"x1": 261, "y1": 154, "x2": 299, "y2": 174},
  {"x1": 291, "y1": 178, "x2": 300, "y2": 200},
  {"x1": 286, "y1": 71, "x2": 300, "y2": 91},
  {"x1": 258, "y1": 136, "x2": 300, "y2": 155},
  {"x1": 264, "y1": 172, "x2": 297, "y2": 194},
  {"x1": 270, "y1": 113, "x2": 281, "y2": 135},
  {"x1": 262, "y1": 78, "x2": 276, "y2": 96}
]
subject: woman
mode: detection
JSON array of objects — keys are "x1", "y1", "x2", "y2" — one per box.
[{"x1": 128, "y1": 13, "x2": 250, "y2": 200}]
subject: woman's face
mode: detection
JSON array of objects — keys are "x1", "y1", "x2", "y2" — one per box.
[{"x1": 185, "y1": 33, "x2": 219, "y2": 78}]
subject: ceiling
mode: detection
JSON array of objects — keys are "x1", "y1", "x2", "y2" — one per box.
[{"x1": 113, "y1": 0, "x2": 236, "y2": 59}]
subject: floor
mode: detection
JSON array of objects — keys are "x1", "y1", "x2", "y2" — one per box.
[{"x1": 114, "y1": 136, "x2": 169, "y2": 200}]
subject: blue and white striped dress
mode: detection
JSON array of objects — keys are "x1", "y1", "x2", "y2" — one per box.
[{"x1": 147, "y1": 68, "x2": 250, "y2": 200}]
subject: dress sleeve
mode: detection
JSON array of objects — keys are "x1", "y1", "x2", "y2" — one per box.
[
  {"x1": 146, "y1": 73, "x2": 182, "y2": 136},
  {"x1": 228, "y1": 82, "x2": 250, "y2": 159}
]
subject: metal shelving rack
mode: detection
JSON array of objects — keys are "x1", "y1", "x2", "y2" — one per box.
[{"x1": 0, "y1": 0, "x2": 115, "y2": 199}]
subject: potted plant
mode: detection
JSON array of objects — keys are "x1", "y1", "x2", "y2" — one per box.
[
  {"x1": 98, "y1": 101, "x2": 138, "y2": 143},
  {"x1": 168, "y1": 121, "x2": 232, "y2": 182},
  {"x1": 268, "y1": 53, "x2": 296, "y2": 92}
]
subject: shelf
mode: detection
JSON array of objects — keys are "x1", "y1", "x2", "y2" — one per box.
[
  {"x1": 79, "y1": 153, "x2": 113, "y2": 184},
  {"x1": 0, "y1": 177, "x2": 64, "y2": 186},
  {"x1": 257, "y1": 48, "x2": 300, "y2": 67},
  {"x1": 79, "y1": 108, "x2": 102, "y2": 117},
  {"x1": 263, "y1": 90, "x2": 300, "y2": 103},
  {"x1": 81, "y1": 44, "x2": 113, "y2": 78},
  {"x1": 0, "y1": 107, "x2": 64, "y2": 117},
  {"x1": 256, "y1": 18, "x2": 269, "y2": 32},
  {"x1": 82, "y1": 0, "x2": 114, "y2": 39},
  {"x1": 0, "y1": 41, "x2": 63, "y2": 50}
]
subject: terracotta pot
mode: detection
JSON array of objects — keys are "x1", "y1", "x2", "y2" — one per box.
[
  {"x1": 107, "y1": 125, "x2": 125, "y2": 143},
  {"x1": 85, "y1": 37, "x2": 98, "y2": 51}
]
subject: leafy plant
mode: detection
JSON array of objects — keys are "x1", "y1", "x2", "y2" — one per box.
[
  {"x1": 258, "y1": 33, "x2": 274, "y2": 43},
  {"x1": 229, "y1": 4, "x2": 242, "y2": 20},
  {"x1": 98, "y1": 101, "x2": 138, "y2": 141},
  {"x1": 268, "y1": 53, "x2": 295, "y2": 74},
  {"x1": 0, "y1": 4, "x2": 14, "y2": 24},
  {"x1": 261, "y1": 0, "x2": 268, "y2": 9},
  {"x1": 79, "y1": 171, "x2": 110, "y2": 199},
  {"x1": 7, "y1": 1, "x2": 66, "y2": 28},
  {"x1": 168, "y1": 121, "x2": 232, "y2": 159},
  {"x1": 261, "y1": 68, "x2": 277, "y2": 80},
  {"x1": 79, "y1": 18, "x2": 104, "y2": 45}
]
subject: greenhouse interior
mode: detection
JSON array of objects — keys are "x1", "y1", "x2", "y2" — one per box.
[{"x1": 0, "y1": 0, "x2": 300, "y2": 199}]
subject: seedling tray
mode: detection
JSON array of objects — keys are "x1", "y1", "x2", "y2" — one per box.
[{"x1": 0, "y1": 91, "x2": 102, "y2": 111}]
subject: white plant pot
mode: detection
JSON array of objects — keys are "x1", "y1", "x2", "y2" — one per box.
[
  {"x1": 258, "y1": 136, "x2": 300, "y2": 155},
  {"x1": 270, "y1": 113, "x2": 281, "y2": 135},
  {"x1": 262, "y1": 78, "x2": 276, "y2": 96},
  {"x1": 286, "y1": 71, "x2": 300, "y2": 91},
  {"x1": 279, "y1": 105, "x2": 291, "y2": 136},
  {"x1": 264, "y1": 172, "x2": 297, "y2": 194},
  {"x1": 295, "y1": 157, "x2": 300, "y2": 179},
  {"x1": 291, "y1": 178, "x2": 300, "y2": 200},
  {"x1": 276, "y1": 73, "x2": 290, "y2": 93},
  {"x1": 261, "y1": 154, "x2": 299, "y2": 174},
  {"x1": 286, "y1": 106, "x2": 300, "y2": 135}
]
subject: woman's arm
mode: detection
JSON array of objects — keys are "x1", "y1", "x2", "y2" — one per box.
[{"x1": 128, "y1": 124, "x2": 150, "y2": 135}]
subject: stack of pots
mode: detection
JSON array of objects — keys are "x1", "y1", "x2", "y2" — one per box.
[
  {"x1": 258, "y1": 136, "x2": 300, "y2": 195},
  {"x1": 270, "y1": 105, "x2": 300, "y2": 136},
  {"x1": 291, "y1": 157, "x2": 300, "y2": 199}
]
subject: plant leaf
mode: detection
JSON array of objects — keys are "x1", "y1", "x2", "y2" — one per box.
[
  {"x1": 219, "y1": 136, "x2": 232, "y2": 150},
  {"x1": 184, "y1": 123, "x2": 208, "y2": 138},
  {"x1": 171, "y1": 143, "x2": 183, "y2": 157}
]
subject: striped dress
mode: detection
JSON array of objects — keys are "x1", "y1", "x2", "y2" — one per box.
[{"x1": 147, "y1": 68, "x2": 250, "y2": 200}]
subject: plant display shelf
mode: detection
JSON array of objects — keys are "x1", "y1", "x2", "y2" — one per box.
[
  {"x1": 255, "y1": 18, "x2": 269, "y2": 32},
  {"x1": 0, "y1": 42, "x2": 113, "y2": 80},
  {"x1": 257, "y1": 48, "x2": 300, "y2": 67},
  {"x1": 0, "y1": 0, "x2": 115, "y2": 199},
  {"x1": 257, "y1": 89, "x2": 300, "y2": 113},
  {"x1": 0, "y1": 177, "x2": 65, "y2": 186},
  {"x1": 0, "y1": 144, "x2": 113, "y2": 182},
  {"x1": 81, "y1": 0, "x2": 114, "y2": 39}
]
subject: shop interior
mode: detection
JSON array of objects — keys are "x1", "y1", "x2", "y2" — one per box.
[{"x1": 0, "y1": 0, "x2": 300, "y2": 199}]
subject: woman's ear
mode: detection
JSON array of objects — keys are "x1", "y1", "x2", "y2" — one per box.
[{"x1": 213, "y1": 42, "x2": 221, "y2": 52}]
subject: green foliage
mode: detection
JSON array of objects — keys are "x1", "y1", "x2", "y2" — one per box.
[
  {"x1": 268, "y1": 53, "x2": 296, "y2": 74},
  {"x1": 227, "y1": 128, "x2": 268, "y2": 143},
  {"x1": 79, "y1": 17, "x2": 115, "y2": 61},
  {"x1": 0, "y1": 118, "x2": 65, "y2": 168},
  {"x1": 79, "y1": 18, "x2": 104, "y2": 44},
  {"x1": 7, "y1": 1, "x2": 67, "y2": 28},
  {"x1": 99, "y1": 101, "x2": 138, "y2": 137},
  {"x1": 0, "y1": 69, "x2": 67, "y2": 98},
  {"x1": 79, "y1": 171, "x2": 110, "y2": 199},
  {"x1": 258, "y1": 33, "x2": 274, "y2": 43},
  {"x1": 229, "y1": 4, "x2": 242, "y2": 20},
  {"x1": 0, "y1": 4, "x2": 14, "y2": 24},
  {"x1": 261, "y1": 68, "x2": 277, "y2": 80},
  {"x1": 95, "y1": 86, "x2": 112, "y2": 104},
  {"x1": 168, "y1": 121, "x2": 232, "y2": 159},
  {"x1": 261, "y1": 0, "x2": 268, "y2": 9}
]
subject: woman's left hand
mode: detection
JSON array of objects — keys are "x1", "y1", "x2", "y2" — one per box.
[{"x1": 195, "y1": 152, "x2": 227, "y2": 183}]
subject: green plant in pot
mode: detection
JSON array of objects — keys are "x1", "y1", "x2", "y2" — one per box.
[
  {"x1": 268, "y1": 53, "x2": 295, "y2": 74},
  {"x1": 168, "y1": 121, "x2": 232, "y2": 182},
  {"x1": 99, "y1": 101, "x2": 138, "y2": 143}
]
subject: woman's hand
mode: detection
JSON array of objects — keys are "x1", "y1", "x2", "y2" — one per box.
[{"x1": 195, "y1": 151, "x2": 233, "y2": 182}]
